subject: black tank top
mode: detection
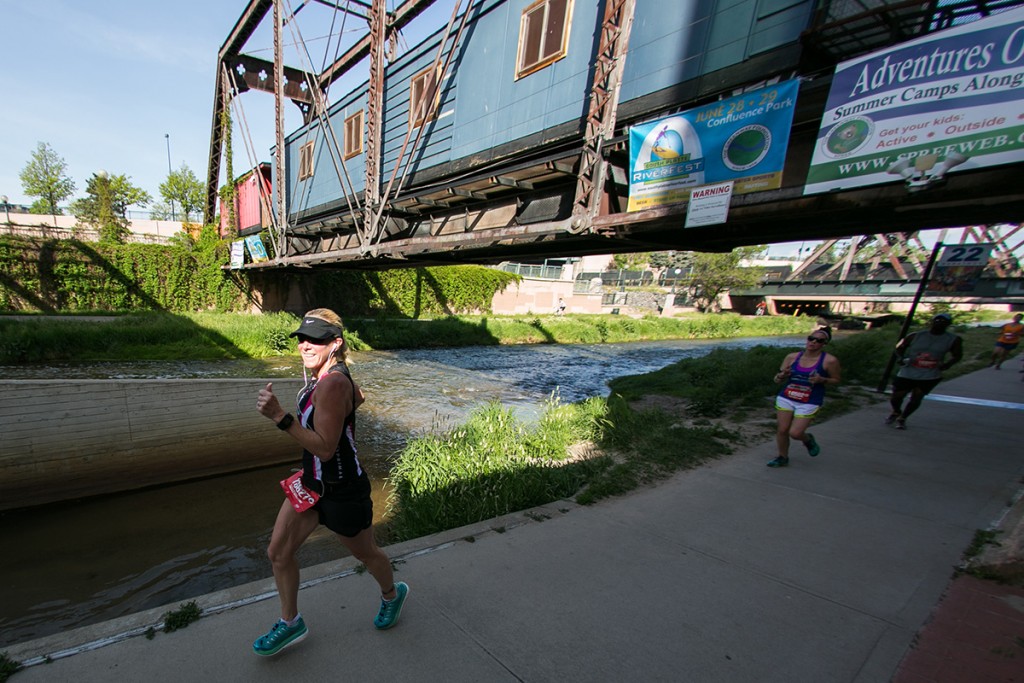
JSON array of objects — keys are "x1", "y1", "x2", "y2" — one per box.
[{"x1": 296, "y1": 364, "x2": 366, "y2": 487}]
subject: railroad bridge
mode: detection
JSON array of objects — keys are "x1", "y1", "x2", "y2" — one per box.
[{"x1": 206, "y1": 0, "x2": 1024, "y2": 272}]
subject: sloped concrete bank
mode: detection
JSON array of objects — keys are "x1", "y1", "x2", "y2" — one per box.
[{"x1": 0, "y1": 378, "x2": 304, "y2": 511}]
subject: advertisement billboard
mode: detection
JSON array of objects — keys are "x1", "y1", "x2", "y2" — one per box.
[
  {"x1": 805, "y1": 7, "x2": 1024, "y2": 195},
  {"x1": 627, "y1": 79, "x2": 799, "y2": 212}
]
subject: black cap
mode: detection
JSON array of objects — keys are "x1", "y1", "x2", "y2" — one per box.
[
  {"x1": 289, "y1": 317, "x2": 343, "y2": 341},
  {"x1": 932, "y1": 313, "x2": 952, "y2": 324}
]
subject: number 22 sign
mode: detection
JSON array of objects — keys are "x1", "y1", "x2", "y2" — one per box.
[{"x1": 936, "y1": 243, "x2": 993, "y2": 268}]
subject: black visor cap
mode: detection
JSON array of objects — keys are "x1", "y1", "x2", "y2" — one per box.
[{"x1": 289, "y1": 317, "x2": 343, "y2": 341}]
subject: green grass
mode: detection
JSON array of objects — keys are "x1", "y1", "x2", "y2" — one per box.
[
  {"x1": 384, "y1": 397, "x2": 608, "y2": 541},
  {"x1": 0, "y1": 311, "x2": 301, "y2": 363},
  {"x1": 0, "y1": 311, "x2": 813, "y2": 363},
  {"x1": 379, "y1": 321, "x2": 1008, "y2": 540},
  {"x1": 0, "y1": 652, "x2": 21, "y2": 683},
  {"x1": 162, "y1": 601, "x2": 201, "y2": 633}
]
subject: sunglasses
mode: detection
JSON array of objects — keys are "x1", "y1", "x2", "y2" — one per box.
[
  {"x1": 295, "y1": 334, "x2": 333, "y2": 345},
  {"x1": 806, "y1": 336, "x2": 827, "y2": 344}
]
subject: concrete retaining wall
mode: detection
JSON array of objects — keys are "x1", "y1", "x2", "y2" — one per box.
[
  {"x1": 3, "y1": 211, "x2": 182, "y2": 242},
  {"x1": 0, "y1": 378, "x2": 304, "y2": 511}
]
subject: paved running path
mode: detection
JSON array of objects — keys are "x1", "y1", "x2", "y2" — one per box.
[{"x1": 6, "y1": 366, "x2": 1024, "y2": 682}]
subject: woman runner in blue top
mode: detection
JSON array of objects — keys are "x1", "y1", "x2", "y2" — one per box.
[
  {"x1": 253, "y1": 308, "x2": 409, "y2": 656},
  {"x1": 767, "y1": 326, "x2": 841, "y2": 468}
]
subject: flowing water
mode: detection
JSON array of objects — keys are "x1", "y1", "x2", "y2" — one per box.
[{"x1": 0, "y1": 336, "x2": 798, "y2": 647}]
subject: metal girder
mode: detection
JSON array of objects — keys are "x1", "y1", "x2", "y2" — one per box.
[
  {"x1": 219, "y1": 0, "x2": 274, "y2": 59},
  {"x1": 570, "y1": 0, "x2": 636, "y2": 234},
  {"x1": 274, "y1": 0, "x2": 287, "y2": 253},
  {"x1": 362, "y1": 0, "x2": 387, "y2": 251},
  {"x1": 317, "y1": 0, "x2": 439, "y2": 91},
  {"x1": 205, "y1": 71, "x2": 228, "y2": 225},
  {"x1": 225, "y1": 54, "x2": 315, "y2": 105}
]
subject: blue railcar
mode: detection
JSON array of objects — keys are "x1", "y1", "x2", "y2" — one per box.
[{"x1": 281, "y1": 0, "x2": 817, "y2": 233}]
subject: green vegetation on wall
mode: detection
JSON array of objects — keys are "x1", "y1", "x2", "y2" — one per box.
[
  {"x1": 0, "y1": 236, "x2": 248, "y2": 312},
  {"x1": 273, "y1": 264, "x2": 521, "y2": 318},
  {"x1": 0, "y1": 235, "x2": 520, "y2": 317}
]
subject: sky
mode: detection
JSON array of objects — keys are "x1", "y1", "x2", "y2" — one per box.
[
  {"x1": 0, "y1": 1, "x2": 997, "y2": 259},
  {"x1": 2, "y1": 1, "x2": 241, "y2": 208},
  {"x1": 0, "y1": 0, "x2": 399, "y2": 212}
]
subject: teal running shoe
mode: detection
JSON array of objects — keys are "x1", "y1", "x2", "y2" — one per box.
[
  {"x1": 805, "y1": 433, "x2": 820, "y2": 457},
  {"x1": 766, "y1": 456, "x2": 789, "y2": 468},
  {"x1": 253, "y1": 617, "x2": 307, "y2": 656},
  {"x1": 374, "y1": 582, "x2": 409, "y2": 630}
]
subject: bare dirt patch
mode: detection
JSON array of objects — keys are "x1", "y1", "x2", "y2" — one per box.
[
  {"x1": 628, "y1": 395, "x2": 777, "y2": 447},
  {"x1": 628, "y1": 385, "x2": 886, "y2": 450}
]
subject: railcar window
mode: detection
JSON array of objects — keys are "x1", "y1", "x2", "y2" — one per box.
[
  {"x1": 344, "y1": 110, "x2": 364, "y2": 159},
  {"x1": 516, "y1": 0, "x2": 573, "y2": 79},
  {"x1": 410, "y1": 66, "x2": 440, "y2": 128},
  {"x1": 298, "y1": 141, "x2": 314, "y2": 180}
]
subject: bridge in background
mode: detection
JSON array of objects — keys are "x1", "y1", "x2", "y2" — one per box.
[
  {"x1": 208, "y1": 0, "x2": 1024, "y2": 272},
  {"x1": 557, "y1": 226, "x2": 1024, "y2": 316}
]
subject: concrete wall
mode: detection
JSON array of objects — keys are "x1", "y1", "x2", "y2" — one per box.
[
  {"x1": 2, "y1": 211, "x2": 182, "y2": 243},
  {"x1": 491, "y1": 278, "x2": 602, "y2": 315},
  {"x1": 0, "y1": 378, "x2": 304, "y2": 511}
]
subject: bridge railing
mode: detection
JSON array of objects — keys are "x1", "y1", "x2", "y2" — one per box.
[{"x1": 498, "y1": 263, "x2": 565, "y2": 280}]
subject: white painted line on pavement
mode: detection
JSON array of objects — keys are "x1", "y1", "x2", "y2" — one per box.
[{"x1": 925, "y1": 394, "x2": 1024, "y2": 410}]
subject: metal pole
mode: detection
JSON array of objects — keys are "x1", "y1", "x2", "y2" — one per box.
[
  {"x1": 876, "y1": 242, "x2": 943, "y2": 393},
  {"x1": 274, "y1": 0, "x2": 287, "y2": 257},
  {"x1": 165, "y1": 134, "x2": 176, "y2": 221}
]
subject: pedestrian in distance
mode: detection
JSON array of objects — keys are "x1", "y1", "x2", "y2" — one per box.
[
  {"x1": 887, "y1": 312, "x2": 963, "y2": 430},
  {"x1": 989, "y1": 313, "x2": 1023, "y2": 369},
  {"x1": 767, "y1": 326, "x2": 841, "y2": 468},
  {"x1": 253, "y1": 308, "x2": 408, "y2": 657}
]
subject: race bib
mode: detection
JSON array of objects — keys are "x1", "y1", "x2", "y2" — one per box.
[
  {"x1": 910, "y1": 354, "x2": 939, "y2": 369},
  {"x1": 783, "y1": 383, "x2": 812, "y2": 402},
  {"x1": 281, "y1": 471, "x2": 320, "y2": 512}
]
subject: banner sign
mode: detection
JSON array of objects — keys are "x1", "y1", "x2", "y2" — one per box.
[
  {"x1": 628, "y1": 79, "x2": 799, "y2": 211},
  {"x1": 927, "y1": 243, "x2": 994, "y2": 293},
  {"x1": 230, "y1": 240, "x2": 245, "y2": 269},
  {"x1": 684, "y1": 181, "x2": 734, "y2": 228},
  {"x1": 244, "y1": 234, "x2": 269, "y2": 263},
  {"x1": 805, "y1": 7, "x2": 1024, "y2": 195}
]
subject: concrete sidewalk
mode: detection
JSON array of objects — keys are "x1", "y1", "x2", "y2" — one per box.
[{"x1": 7, "y1": 366, "x2": 1024, "y2": 682}]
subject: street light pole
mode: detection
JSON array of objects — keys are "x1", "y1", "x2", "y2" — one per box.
[
  {"x1": 164, "y1": 134, "x2": 176, "y2": 221},
  {"x1": 1, "y1": 195, "x2": 9, "y2": 223}
]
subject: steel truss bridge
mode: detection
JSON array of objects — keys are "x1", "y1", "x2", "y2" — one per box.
[{"x1": 206, "y1": 0, "x2": 1024, "y2": 273}]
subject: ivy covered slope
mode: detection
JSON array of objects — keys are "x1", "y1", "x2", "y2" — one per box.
[
  {"x1": 0, "y1": 235, "x2": 520, "y2": 316},
  {"x1": 0, "y1": 235, "x2": 244, "y2": 312}
]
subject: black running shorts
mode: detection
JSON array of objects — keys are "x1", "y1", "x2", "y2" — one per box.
[
  {"x1": 892, "y1": 375, "x2": 942, "y2": 395},
  {"x1": 314, "y1": 479, "x2": 373, "y2": 537}
]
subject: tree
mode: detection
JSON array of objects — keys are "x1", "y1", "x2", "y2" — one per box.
[
  {"x1": 148, "y1": 201, "x2": 174, "y2": 220},
  {"x1": 682, "y1": 246, "x2": 764, "y2": 312},
  {"x1": 611, "y1": 252, "x2": 650, "y2": 270},
  {"x1": 159, "y1": 164, "x2": 205, "y2": 223},
  {"x1": 71, "y1": 172, "x2": 152, "y2": 243},
  {"x1": 19, "y1": 142, "x2": 76, "y2": 215}
]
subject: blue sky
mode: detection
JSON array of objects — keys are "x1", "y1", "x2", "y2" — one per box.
[
  {"x1": 0, "y1": 0, "x2": 983, "y2": 259},
  {"x1": 0, "y1": 0, "x2": 372, "y2": 210}
]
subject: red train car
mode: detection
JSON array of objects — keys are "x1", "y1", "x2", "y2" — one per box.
[{"x1": 219, "y1": 163, "x2": 272, "y2": 237}]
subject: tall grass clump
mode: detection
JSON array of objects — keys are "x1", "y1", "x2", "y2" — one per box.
[{"x1": 385, "y1": 398, "x2": 608, "y2": 540}]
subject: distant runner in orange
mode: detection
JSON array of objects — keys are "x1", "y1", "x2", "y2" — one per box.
[{"x1": 990, "y1": 313, "x2": 1023, "y2": 370}]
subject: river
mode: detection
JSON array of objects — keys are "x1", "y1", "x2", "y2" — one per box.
[{"x1": 0, "y1": 336, "x2": 800, "y2": 648}]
